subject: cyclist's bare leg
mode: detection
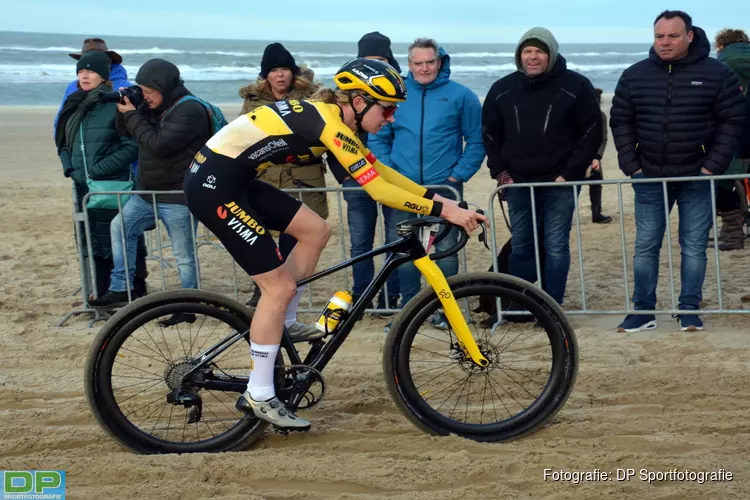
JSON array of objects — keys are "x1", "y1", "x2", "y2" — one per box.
[
  {"x1": 238, "y1": 266, "x2": 310, "y2": 428},
  {"x1": 236, "y1": 205, "x2": 329, "y2": 429},
  {"x1": 247, "y1": 204, "x2": 330, "y2": 345},
  {"x1": 281, "y1": 203, "x2": 332, "y2": 281},
  {"x1": 250, "y1": 267, "x2": 297, "y2": 345}
]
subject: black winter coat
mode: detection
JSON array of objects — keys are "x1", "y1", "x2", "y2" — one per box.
[
  {"x1": 482, "y1": 55, "x2": 603, "y2": 182},
  {"x1": 610, "y1": 27, "x2": 747, "y2": 177},
  {"x1": 117, "y1": 86, "x2": 211, "y2": 204}
]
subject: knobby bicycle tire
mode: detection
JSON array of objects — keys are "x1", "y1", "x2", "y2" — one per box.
[
  {"x1": 84, "y1": 289, "x2": 283, "y2": 454},
  {"x1": 383, "y1": 272, "x2": 578, "y2": 442}
]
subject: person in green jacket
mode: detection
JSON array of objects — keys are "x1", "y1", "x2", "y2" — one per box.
[
  {"x1": 55, "y1": 51, "x2": 139, "y2": 297},
  {"x1": 714, "y1": 28, "x2": 750, "y2": 251}
]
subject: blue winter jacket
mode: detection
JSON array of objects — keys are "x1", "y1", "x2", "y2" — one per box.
[
  {"x1": 53, "y1": 63, "x2": 132, "y2": 135},
  {"x1": 368, "y1": 48, "x2": 485, "y2": 185}
]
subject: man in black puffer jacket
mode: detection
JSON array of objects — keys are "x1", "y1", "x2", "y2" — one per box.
[
  {"x1": 611, "y1": 11, "x2": 747, "y2": 333},
  {"x1": 91, "y1": 59, "x2": 212, "y2": 322},
  {"x1": 482, "y1": 27, "x2": 602, "y2": 306}
]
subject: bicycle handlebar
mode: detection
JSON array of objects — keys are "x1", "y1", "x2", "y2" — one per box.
[{"x1": 429, "y1": 201, "x2": 489, "y2": 261}]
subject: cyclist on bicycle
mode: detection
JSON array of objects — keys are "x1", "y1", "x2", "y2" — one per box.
[{"x1": 184, "y1": 58, "x2": 487, "y2": 430}]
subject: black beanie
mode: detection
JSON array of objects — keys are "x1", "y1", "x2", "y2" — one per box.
[
  {"x1": 260, "y1": 43, "x2": 300, "y2": 79},
  {"x1": 357, "y1": 32, "x2": 402, "y2": 73},
  {"x1": 76, "y1": 51, "x2": 110, "y2": 80},
  {"x1": 520, "y1": 38, "x2": 550, "y2": 55}
]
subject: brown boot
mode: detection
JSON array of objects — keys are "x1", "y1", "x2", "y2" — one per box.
[{"x1": 718, "y1": 209, "x2": 744, "y2": 251}]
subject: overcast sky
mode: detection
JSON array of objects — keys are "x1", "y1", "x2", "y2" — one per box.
[{"x1": 2, "y1": 1, "x2": 744, "y2": 43}]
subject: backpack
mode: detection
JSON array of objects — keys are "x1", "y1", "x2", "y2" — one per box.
[{"x1": 162, "y1": 95, "x2": 228, "y2": 135}]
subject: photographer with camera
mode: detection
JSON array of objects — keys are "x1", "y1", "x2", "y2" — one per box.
[{"x1": 90, "y1": 59, "x2": 212, "y2": 325}]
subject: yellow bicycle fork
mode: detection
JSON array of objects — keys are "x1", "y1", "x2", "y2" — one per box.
[{"x1": 413, "y1": 256, "x2": 489, "y2": 367}]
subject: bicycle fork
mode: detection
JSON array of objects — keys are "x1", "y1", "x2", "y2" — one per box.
[{"x1": 413, "y1": 256, "x2": 489, "y2": 367}]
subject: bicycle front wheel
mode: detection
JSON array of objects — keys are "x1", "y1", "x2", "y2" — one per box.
[{"x1": 383, "y1": 272, "x2": 578, "y2": 442}]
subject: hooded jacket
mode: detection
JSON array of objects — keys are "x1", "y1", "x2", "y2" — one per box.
[
  {"x1": 610, "y1": 26, "x2": 747, "y2": 177},
  {"x1": 367, "y1": 47, "x2": 485, "y2": 186},
  {"x1": 514, "y1": 27, "x2": 559, "y2": 74},
  {"x1": 482, "y1": 28, "x2": 602, "y2": 182},
  {"x1": 116, "y1": 59, "x2": 212, "y2": 204},
  {"x1": 54, "y1": 63, "x2": 132, "y2": 135},
  {"x1": 718, "y1": 42, "x2": 750, "y2": 158}
]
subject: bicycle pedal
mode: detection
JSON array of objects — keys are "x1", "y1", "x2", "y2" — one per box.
[{"x1": 273, "y1": 425, "x2": 310, "y2": 435}]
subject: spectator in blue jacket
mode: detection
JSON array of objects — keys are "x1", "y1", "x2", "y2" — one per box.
[{"x1": 369, "y1": 37, "x2": 485, "y2": 329}]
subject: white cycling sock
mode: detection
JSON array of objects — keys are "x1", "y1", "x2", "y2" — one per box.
[
  {"x1": 284, "y1": 284, "x2": 307, "y2": 329},
  {"x1": 247, "y1": 342, "x2": 279, "y2": 401}
]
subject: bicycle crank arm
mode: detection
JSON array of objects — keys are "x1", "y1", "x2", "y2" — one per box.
[{"x1": 413, "y1": 256, "x2": 489, "y2": 367}]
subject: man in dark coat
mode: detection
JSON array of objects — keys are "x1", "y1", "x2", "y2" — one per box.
[
  {"x1": 482, "y1": 27, "x2": 602, "y2": 306},
  {"x1": 610, "y1": 11, "x2": 747, "y2": 333},
  {"x1": 90, "y1": 59, "x2": 213, "y2": 323}
]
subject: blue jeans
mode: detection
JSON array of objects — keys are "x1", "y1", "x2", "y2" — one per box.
[
  {"x1": 506, "y1": 185, "x2": 576, "y2": 305},
  {"x1": 109, "y1": 195, "x2": 198, "y2": 292},
  {"x1": 342, "y1": 178, "x2": 400, "y2": 300},
  {"x1": 631, "y1": 173, "x2": 712, "y2": 311},
  {"x1": 385, "y1": 181, "x2": 463, "y2": 306}
]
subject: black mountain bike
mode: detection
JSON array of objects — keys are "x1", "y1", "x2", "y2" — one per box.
[{"x1": 84, "y1": 206, "x2": 578, "y2": 454}]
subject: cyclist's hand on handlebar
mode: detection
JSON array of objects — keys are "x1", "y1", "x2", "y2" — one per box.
[{"x1": 441, "y1": 202, "x2": 489, "y2": 233}]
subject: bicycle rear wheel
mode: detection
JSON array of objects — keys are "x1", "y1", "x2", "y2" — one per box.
[
  {"x1": 84, "y1": 289, "x2": 284, "y2": 454},
  {"x1": 384, "y1": 272, "x2": 577, "y2": 442}
]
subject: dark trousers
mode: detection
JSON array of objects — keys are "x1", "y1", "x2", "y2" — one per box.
[{"x1": 588, "y1": 168, "x2": 604, "y2": 215}]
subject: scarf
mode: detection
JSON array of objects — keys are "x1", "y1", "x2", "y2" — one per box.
[{"x1": 56, "y1": 83, "x2": 112, "y2": 153}]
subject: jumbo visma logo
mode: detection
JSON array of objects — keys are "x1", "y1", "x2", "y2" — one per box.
[
  {"x1": 2, "y1": 470, "x2": 66, "y2": 500},
  {"x1": 217, "y1": 202, "x2": 266, "y2": 245}
]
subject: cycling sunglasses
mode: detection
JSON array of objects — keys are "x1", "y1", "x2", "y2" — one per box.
[
  {"x1": 365, "y1": 97, "x2": 398, "y2": 119},
  {"x1": 378, "y1": 102, "x2": 398, "y2": 118}
]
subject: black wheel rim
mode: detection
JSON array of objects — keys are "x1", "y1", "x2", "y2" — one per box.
[{"x1": 94, "y1": 302, "x2": 263, "y2": 451}]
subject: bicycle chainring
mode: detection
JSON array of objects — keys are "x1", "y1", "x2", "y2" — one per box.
[{"x1": 283, "y1": 365, "x2": 326, "y2": 410}]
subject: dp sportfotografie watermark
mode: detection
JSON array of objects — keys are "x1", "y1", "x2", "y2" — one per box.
[
  {"x1": 543, "y1": 468, "x2": 733, "y2": 485},
  {"x1": 1, "y1": 471, "x2": 66, "y2": 500}
]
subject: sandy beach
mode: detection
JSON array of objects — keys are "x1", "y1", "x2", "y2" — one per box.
[{"x1": 1, "y1": 98, "x2": 749, "y2": 499}]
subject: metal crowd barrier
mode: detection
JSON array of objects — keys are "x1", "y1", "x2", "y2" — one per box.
[
  {"x1": 487, "y1": 173, "x2": 750, "y2": 317},
  {"x1": 57, "y1": 184, "x2": 463, "y2": 326},
  {"x1": 55, "y1": 184, "x2": 111, "y2": 327}
]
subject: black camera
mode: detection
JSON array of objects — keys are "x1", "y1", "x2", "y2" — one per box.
[{"x1": 101, "y1": 85, "x2": 145, "y2": 107}]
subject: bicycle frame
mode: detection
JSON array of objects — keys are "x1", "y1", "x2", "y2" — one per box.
[{"x1": 185, "y1": 224, "x2": 488, "y2": 404}]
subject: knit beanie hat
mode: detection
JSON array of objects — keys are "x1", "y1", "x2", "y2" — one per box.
[
  {"x1": 520, "y1": 39, "x2": 550, "y2": 55},
  {"x1": 260, "y1": 43, "x2": 300, "y2": 79},
  {"x1": 357, "y1": 32, "x2": 402, "y2": 73},
  {"x1": 76, "y1": 50, "x2": 110, "y2": 80}
]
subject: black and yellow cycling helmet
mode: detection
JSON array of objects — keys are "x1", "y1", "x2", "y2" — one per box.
[{"x1": 334, "y1": 58, "x2": 407, "y2": 102}]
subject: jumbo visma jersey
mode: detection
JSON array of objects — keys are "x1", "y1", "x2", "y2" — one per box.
[{"x1": 203, "y1": 99, "x2": 441, "y2": 216}]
